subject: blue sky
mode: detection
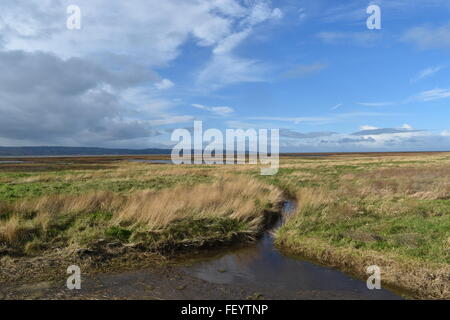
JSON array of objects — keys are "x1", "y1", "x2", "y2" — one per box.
[{"x1": 1, "y1": 0, "x2": 450, "y2": 152}]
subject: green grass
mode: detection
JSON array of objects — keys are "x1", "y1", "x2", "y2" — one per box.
[
  {"x1": 2, "y1": 208, "x2": 254, "y2": 256},
  {"x1": 280, "y1": 204, "x2": 449, "y2": 264},
  {"x1": 271, "y1": 155, "x2": 450, "y2": 298},
  {"x1": 0, "y1": 173, "x2": 212, "y2": 201},
  {"x1": 0, "y1": 162, "x2": 280, "y2": 256}
]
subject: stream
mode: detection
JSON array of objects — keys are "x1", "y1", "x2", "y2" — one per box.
[
  {"x1": 3, "y1": 201, "x2": 404, "y2": 299},
  {"x1": 180, "y1": 200, "x2": 402, "y2": 299}
]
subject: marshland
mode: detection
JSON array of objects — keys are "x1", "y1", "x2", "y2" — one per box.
[{"x1": 0, "y1": 153, "x2": 449, "y2": 299}]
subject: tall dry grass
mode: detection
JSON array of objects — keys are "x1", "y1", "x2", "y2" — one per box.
[
  {"x1": 340, "y1": 165, "x2": 450, "y2": 200},
  {"x1": 0, "y1": 215, "x2": 20, "y2": 244},
  {"x1": 0, "y1": 176, "x2": 283, "y2": 245},
  {"x1": 11, "y1": 163, "x2": 216, "y2": 185},
  {"x1": 115, "y1": 176, "x2": 282, "y2": 229}
]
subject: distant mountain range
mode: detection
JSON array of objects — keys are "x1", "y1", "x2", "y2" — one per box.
[
  {"x1": 0, "y1": 146, "x2": 172, "y2": 157},
  {"x1": 1, "y1": 146, "x2": 443, "y2": 157}
]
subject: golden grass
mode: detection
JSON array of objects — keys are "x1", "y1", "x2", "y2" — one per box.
[
  {"x1": 0, "y1": 176, "x2": 283, "y2": 246},
  {"x1": 0, "y1": 215, "x2": 20, "y2": 244},
  {"x1": 341, "y1": 165, "x2": 450, "y2": 200},
  {"x1": 115, "y1": 176, "x2": 282, "y2": 229}
]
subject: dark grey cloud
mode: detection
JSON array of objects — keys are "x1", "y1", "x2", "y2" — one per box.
[
  {"x1": 351, "y1": 128, "x2": 424, "y2": 136},
  {"x1": 0, "y1": 50, "x2": 161, "y2": 145},
  {"x1": 0, "y1": 51, "x2": 157, "y2": 94}
]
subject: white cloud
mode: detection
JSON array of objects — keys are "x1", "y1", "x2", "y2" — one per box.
[
  {"x1": 147, "y1": 116, "x2": 194, "y2": 126},
  {"x1": 402, "y1": 123, "x2": 414, "y2": 130},
  {"x1": 213, "y1": 29, "x2": 251, "y2": 55},
  {"x1": 441, "y1": 130, "x2": 450, "y2": 137},
  {"x1": 197, "y1": 54, "x2": 266, "y2": 90},
  {"x1": 360, "y1": 125, "x2": 379, "y2": 130},
  {"x1": 243, "y1": 1, "x2": 282, "y2": 25},
  {"x1": 403, "y1": 23, "x2": 450, "y2": 49},
  {"x1": 1, "y1": 0, "x2": 246, "y2": 65},
  {"x1": 278, "y1": 125, "x2": 446, "y2": 153},
  {"x1": 192, "y1": 103, "x2": 234, "y2": 116},
  {"x1": 359, "y1": 86, "x2": 450, "y2": 107},
  {"x1": 271, "y1": 8, "x2": 283, "y2": 20},
  {"x1": 155, "y1": 79, "x2": 174, "y2": 90},
  {"x1": 0, "y1": 0, "x2": 283, "y2": 147},
  {"x1": 410, "y1": 66, "x2": 445, "y2": 83},
  {"x1": 1, "y1": 0, "x2": 281, "y2": 92},
  {"x1": 249, "y1": 116, "x2": 330, "y2": 124},
  {"x1": 416, "y1": 88, "x2": 450, "y2": 101},
  {"x1": 196, "y1": 1, "x2": 282, "y2": 90},
  {"x1": 250, "y1": 111, "x2": 396, "y2": 126}
]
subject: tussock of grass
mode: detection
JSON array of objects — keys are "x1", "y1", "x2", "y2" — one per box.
[
  {"x1": 0, "y1": 176, "x2": 282, "y2": 255},
  {"x1": 115, "y1": 177, "x2": 282, "y2": 229}
]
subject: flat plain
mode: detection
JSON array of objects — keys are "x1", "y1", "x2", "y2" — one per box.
[{"x1": 0, "y1": 152, "x2": 449, "y2": 299}]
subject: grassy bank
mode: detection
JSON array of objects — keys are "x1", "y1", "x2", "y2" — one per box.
[
  {"x1": 270, "y1": 154, "x2": 450, "y2": 299},
  {"x1": 0, "y1": 160, "x2": 282, "y2": 259}
]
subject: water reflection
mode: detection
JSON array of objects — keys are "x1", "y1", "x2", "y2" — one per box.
[{"x1": 183, "y1": 201, "x2": 402, "y2": 299}]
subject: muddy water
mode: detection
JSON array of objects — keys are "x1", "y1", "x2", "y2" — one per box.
[{"x1": 181, "y1": 201, "x2": 402, "y2": 299}]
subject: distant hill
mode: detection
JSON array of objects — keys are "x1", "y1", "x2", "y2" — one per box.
[{"x1": 0, "y1": 146, "x2": 172, "y2": 157}]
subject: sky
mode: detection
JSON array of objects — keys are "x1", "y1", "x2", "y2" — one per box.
[{"x1": 0, "y1": 0, "x2": 450, "y2": 152}]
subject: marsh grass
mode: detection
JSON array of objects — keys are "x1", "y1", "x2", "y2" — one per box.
[
  {"x1": 273, "y1": 154, "x2": 450, "y2": 299},
  {"x1": 0, "y1": 167, "x2": 212, "y2": 201},
  {"x1": 1, "y1": 153, "x2": 449, "y2": 298},
  {"x1": 0, "y1": 175, "x2": 282, "y2": 255}
]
